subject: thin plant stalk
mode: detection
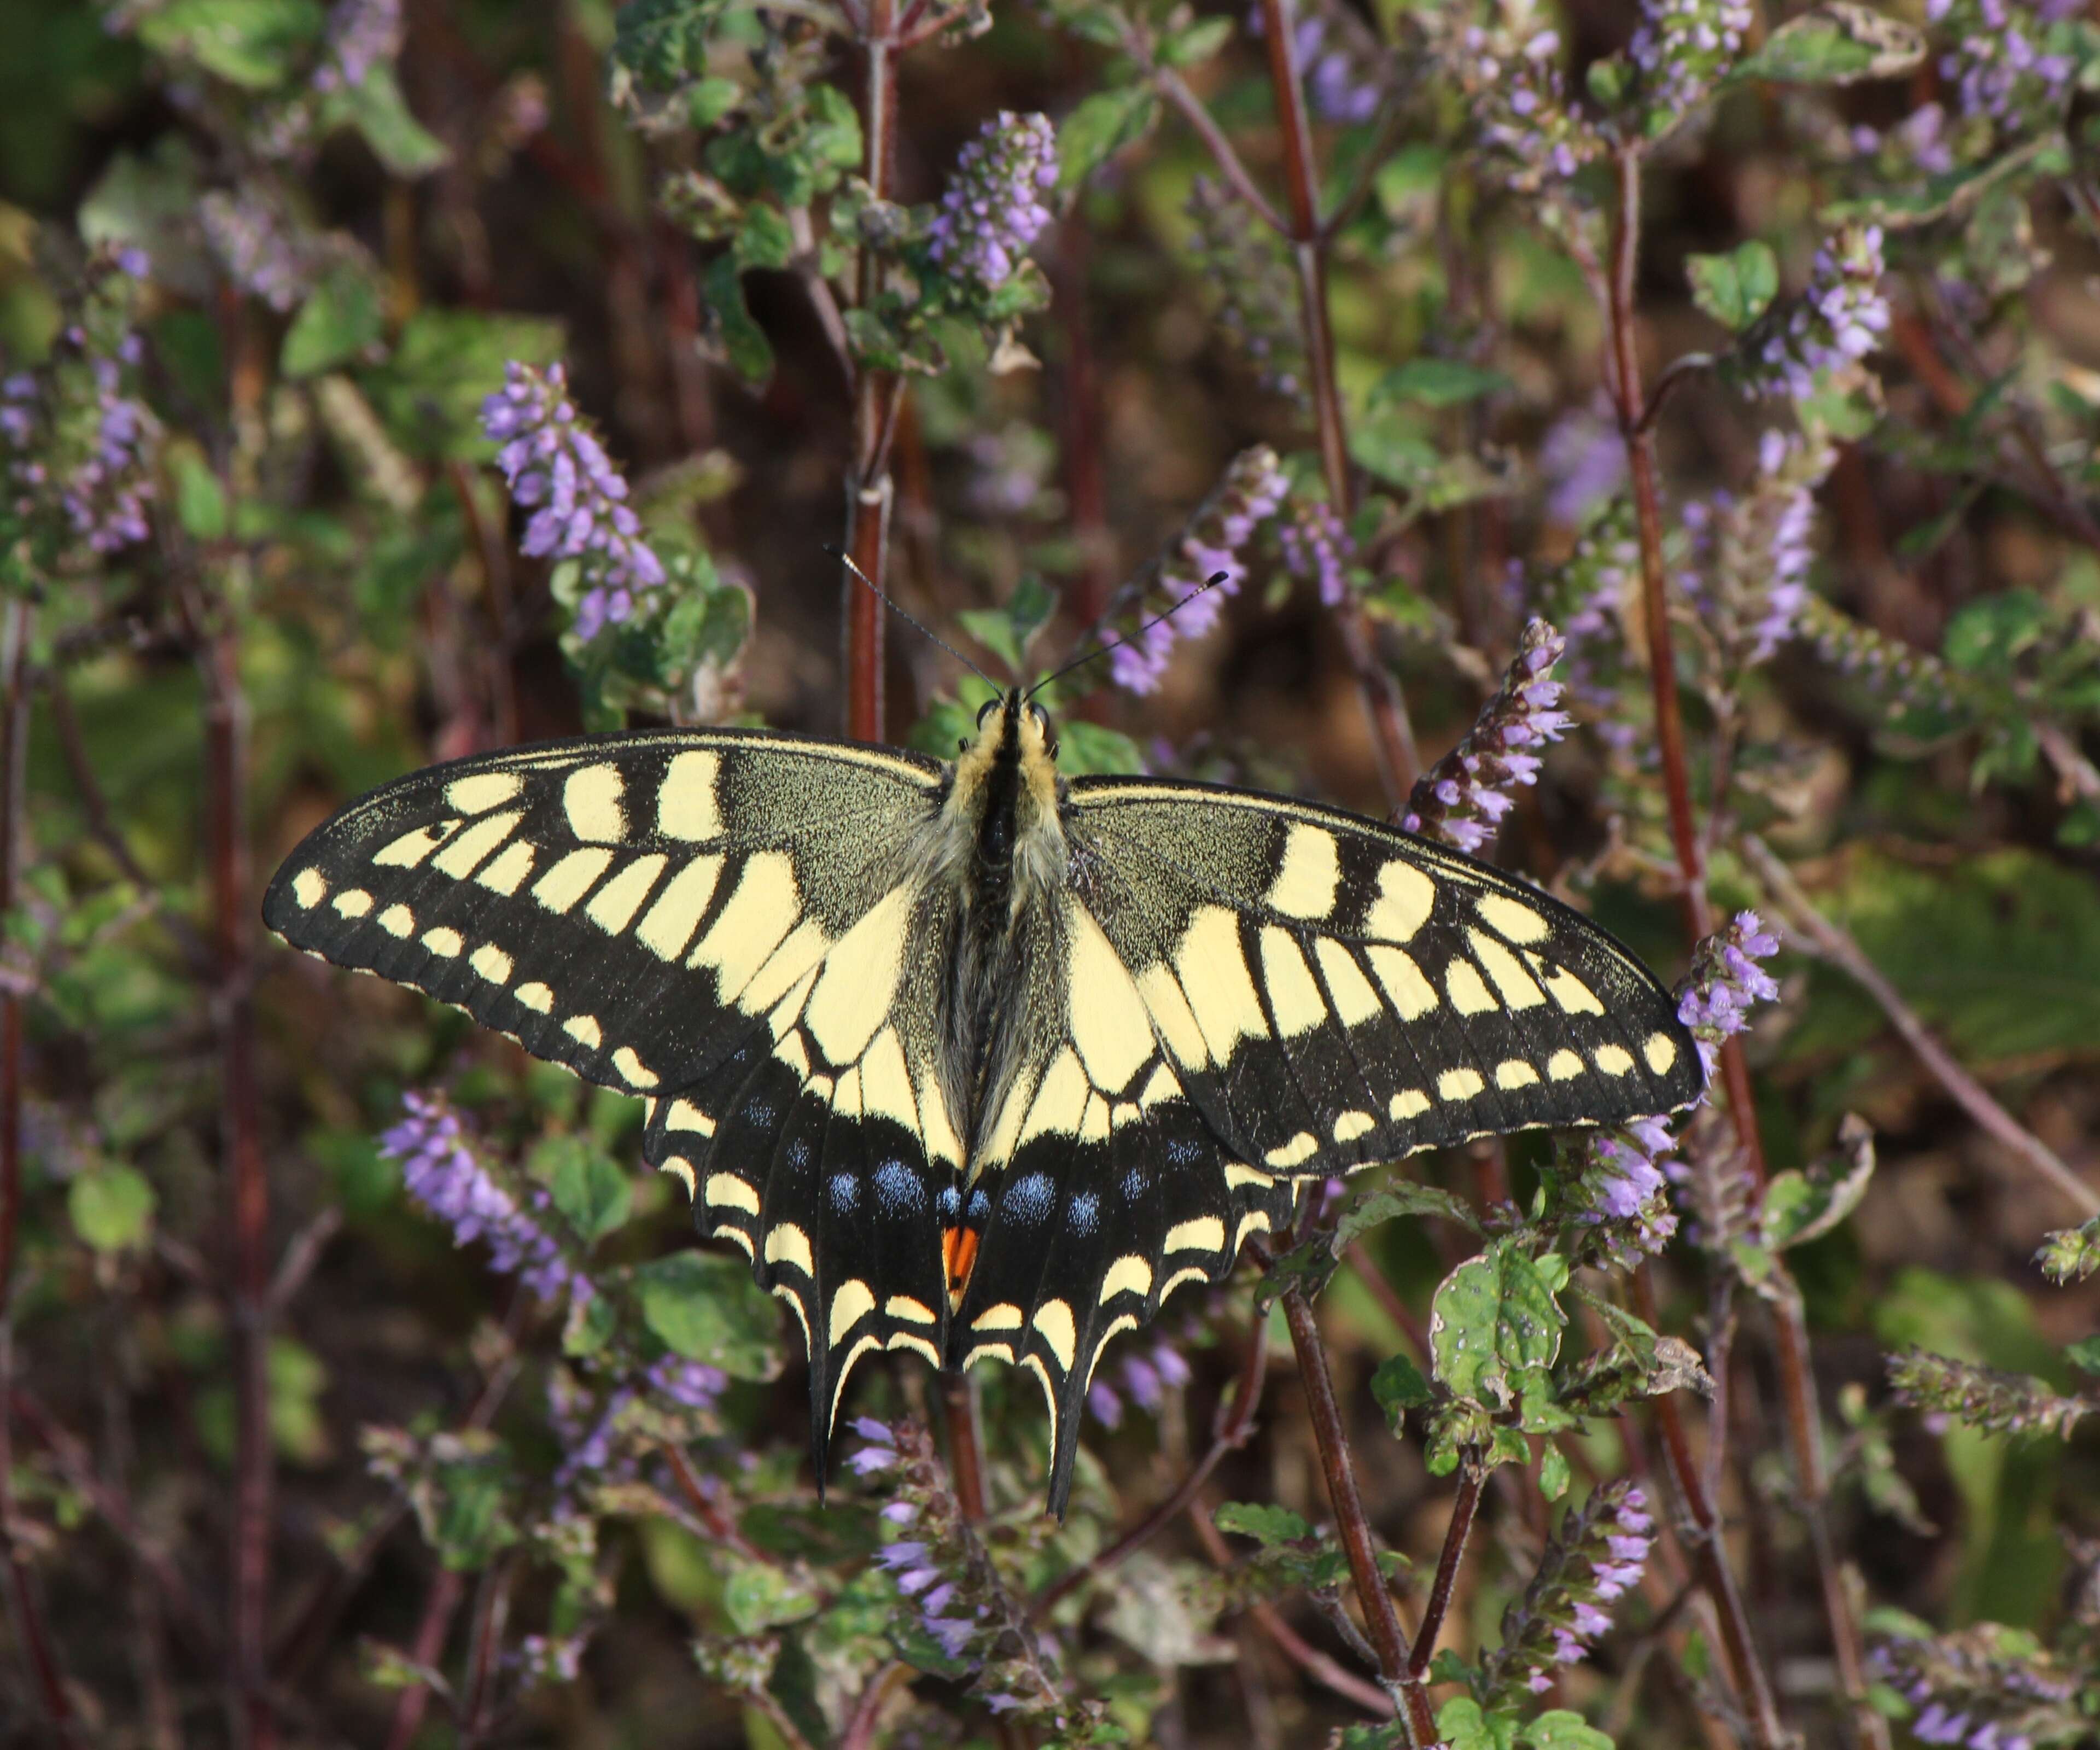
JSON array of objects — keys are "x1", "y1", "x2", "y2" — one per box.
[{"x1": 1606, "y1": 146, "x2": 1886, "y2": 1750}]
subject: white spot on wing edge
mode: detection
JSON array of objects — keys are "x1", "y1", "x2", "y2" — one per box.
[
  {"x1": 1032, "y1": 1298, "x2": 1076, "y2": 1370},
  {"x1": 1164, "y1": 1216, "x2": 1224, "y2": 1255},
  {"x1": 469, "y1": 943, "x2": 512, "y2": 984},
  {"x1": 658, "y1": 1155, "x2": 697, "y2": 1199},
  {"x1": 764, "y1": 1223, "x2": 815, "y2": 1276},
  {"x1": 1644, "y1": 1032, "x2": 1679, "y2": 1074},
  {"x1": 1264, "y1": 1130, "x2": 1319, "y2": 1169},
  {"x1": 1547, "y1": 1049, "x2": 1584, "y2": 1081},
  {"x1": 291, "y1": 867, "x2": 326, "y2": 909},
  {"x1": 657, "y1": 749, "x2": 722, "y2": 841},
  {"x1": 1475, "y1": 891, "x2": 1551, "y2": 943},
  {"x1": 563, "y1": 763, "x2": 626, "y2": 842},
  {"x1": 1265, "y1": 821, "x2": 1340, "y2": 919},
  {"x1": 421, "y1": 926, "x2": 462, "y2": 956},
  {"x1": 1391, "y1": 1088, "x2": 1431, "y2": 1119},
  {"x1": 1437, "y1": 1067, "x2": 1485, "y2": 1101},
  {"x1": 332, "y1": 888, "x2": 373, "y2": 919},
  {"x1": 1594, "y1": 1044, "x2": 1635, "y2": 1076},
  {"x1": 446, "y1": 771, "x2": 522, "y2": 814},
  {"x1": 563, "y1": 1014, "x2": 603, "y2": 1049},
  {"x1": 515, "y1": 982, "x2": 553, "y2": 1014},
  {"x1": 1098, "y1": 1255, "x2": 1152, "y2": 1304}
]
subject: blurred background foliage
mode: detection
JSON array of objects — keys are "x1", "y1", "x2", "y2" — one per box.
[{"x1": 2, "y1": 0, "x2": 2099, "y2": 1746}]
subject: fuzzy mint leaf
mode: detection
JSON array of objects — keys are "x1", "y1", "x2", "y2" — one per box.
[
  {"x1": 329, "y1": 65, "x2": 449, "y2": 177},
  {"x1": 1763, "y1": 1114, "x2": 1875, "y2": 1250},
  {"x1": 535, "y1": 1134, "x2": 632, "y2": 1245},
  {"x1": 69, "y1": 1164, "x2": 157, "y2": 1254},
  {"x1": 956, "y1": 573, "x2": 1059, "y2": 675},
  {"x1": 1058, "y1": 86, "x2": 1159, "y2": 196},
  {"x1": 703, "y1": 254, "x2": 775, "y2": 389},
  {"x1": 1430, "y1": 1240, "x2": 1568, "y2": 1410},
  {"x1": 1687, "y1": 240, "x2": 1778, "y2": 333},
  {"x1": 1371, "y1": 1354, "x2": 1434, "y2": 1429},
  {"x1": 1522, "y1": 1712, "x2": 1616, "y2": 1750},
  {"x1": 1334, "y1": 1182, "x2": 1483, "y2": 1250},
  {"x1": 1214, "y1": 1502, "x2": 1312, "y2": 1545},
  {"x1": 135, "y1": 0, "x2": 325, "y2": 91},
  {"x1": 282, "y1": 265, "x2": 383, "y2": 378},
  {"x1": 1159, "y1": 16, "x2": 1234, "y2": 67},
  {"x1": 1730, "y1": 5, "x2": 1925, "y2": 86},
  {"x1": 1373, "y1": 358, "x2": 1510, "y2": 409},
  {"x1": 631, "y1": 1252, "x2": 783, "y2": 1379}
]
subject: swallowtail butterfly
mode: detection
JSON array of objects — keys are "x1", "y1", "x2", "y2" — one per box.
[{"x1": 264, "y1": 691, "x2": 1701, "y2": 1513}]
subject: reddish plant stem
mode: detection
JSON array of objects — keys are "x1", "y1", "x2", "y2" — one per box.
[
  {"x1": 663, "y1": 1443, "x2": 769, "y2": 1562},
  {"x1": 941, "y1": 1374, "x2": 989, "y2": 1524},
  {"x1": 194, "y1": 605, "x2": 276, "y2": 1750},
  {"x1": 1278, "y1": 1286, "x2": 1415, "y2": 1728},
  {"x1": 841, "y1": 1659, "x2": 912, "y2": 1750},
  {"x1": 0, "y1": 599, "x2": 80, "y2": 1746},
  {"x1": 1606, "y1": 145, "x2": 1887, "y2": 1750},
  {"x1": 1407, "y1": 1459, "x2": 1481, "y2": 1685},
  {"x1": 1032, "y1": 1316, "x2": 1269, "y2": 1619},
  {"x1": 383, "y1": 1568, "x2": 465, "y2": 1750},
  {"x1": 844, "y1": 0, "x2": 899, "y2": 744}
]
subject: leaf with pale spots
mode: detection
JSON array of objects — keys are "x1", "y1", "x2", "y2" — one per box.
[
  {"x1": 536, "y1": 1134, "x2": 633, "y2": 1245},
  {"x1": 1430, "y1": 1240, "x2": 1567, "y2": 1411}
]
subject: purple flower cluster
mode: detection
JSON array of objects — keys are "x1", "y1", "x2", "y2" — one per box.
[
  {"x1": 1538, "y1": 400, "x2": 1628, "y2": 527},
  {"x1": 1278, "y1": 492, "x2": 1355, "y2": 607},
  {"x1": 928, "y1": 113, "x2": 1058, "y2": 293},
  {"x1": 1486, "y1": 1480, "x2": 1656, "y2": 1694},
  {"x1": 1550, "y1": 505, "x2": 1644, "y2": 757},
  {"x1": 1928, "y1": 0, "x2": 2080, "y2": 137},
  {"x1": 1680, "y1": 428, "x2": 1831, "y2": 668},
  {"x1": 480, "y1": 361, "x2": 666, "y2": 639},
  {"x1": 1677, "y1": 909, "x2": 1782, "y2": 1078},
  {"x1": 1626, "y1": 0, "x2": 1753, "y2": 135},
  {"x1": 1087, "y1": 1335, "x2": 1193, "y2": 1428},
  {"x1": 313, "y1": 0, "x2": 402, "y2": 93},
  {"x1": 1109, "y1": 446, "x2": 1288, "y2": 693},
  {"x1": 1, "y1": 249, "x2": 161, "y2": 558},
  {"x1": 1571, "y1": 1116, "x2": 1682, "y2": 1262},
  {"x1": 1851, "y1": 103, "x2": 1957, "y2": 178},
  {"x1": 1453, "y1": 23, "x2": 1602, "y2": 190},
  {"x1": 1401, "y1": 619, "x2": 1573, "y2": 855},
  {"x1": 1869, "y1": 1625, "x2": 2085, "y2": 1750},
  {"x1": 200, "y1": 191, "x2": 316, "y2": 313},
  {"x1": 1738, "y1": 223, "x2": 1889, "y2": 400},
  {"x1": 850, "y1": 1420, "x2": 985, "y2": 1661},
  {"x1": 379, "y1": 1092, "x2": 581, "y2": 1304},
  {"x1": 1248, "y1": 5, "x2": 1381, "y2": 125}
]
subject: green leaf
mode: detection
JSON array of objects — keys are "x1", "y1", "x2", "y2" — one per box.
[
  {"x1": 632, "y1": 1251, "x2": 783, "y2": 1379},
  {"x1": 69, "y1": 1164, "x2": 156, "y2": 1253},
  {"x1": 329, "y1": 63, "x2": 449, "y2": 176},
  {"x1": 1687, "y1": 240, "x2": 1778, "y2": 333},
  {"x1": 168, "y1": 442, "x2": 229, "y2": 539},
  {"x1": 1370, "y1": 1354, "x2": 1433, "y2": 1428},
  {"x1": 688, "y1": 75, "x2": 743, "y2": 129},
  {"x1": 1522, "y1": 1711, "x2": 1615, "y2": 1750},
  {"x1": 1054, "y1": 721, "x2": 1146, "y2": 777},
  {"x1": 704, "y1": 254, "x2": 774, "y2": 389},
  {"x1": 1429, "y1": 1239, "x2": 1566, "y2": 1411},
  {"x1": 2066, "y1": 1335, "x2": 2100, "y2": 1377},
  {"x1": 1763, "y1": 1113, "x2": 1875, "y2": 1250},
  {"x1": 1214, "y1": 1502, "x2": 1312, "y2": 1545},
  {"x1": 1437, "y1": 1697, "x2": 1517, "y2": 1750},
  {"x1": 1943, "y1": 591, "x2": 2050, "y2": 676},
  {"x1": 722, "y1": 1558, "x2": 820, "y2": 1634},
  {"x1": 733, "y1": 205, "x2": 795, "y2": 272},
  {"x1": 282, "y1": 265, "x2": 383, "y2": 378},
  {"x1": 1159, "y1": 16, "x2": 1234, "y2": 67},
  {"x1": 135, "y1": 0, "x2": 325, "y2": 90},
  {"x1": 956, "y1": 573, "x2": 1059, "y2": 675},
  {"x1": 1731, "y1": 5, "x2": 1926, "y2": 86},
  {"x1": 366, "y1": 309, "x2": 563, "y2": 459},
  {"x1": 1058, "y1": 86, "x2": 1159, "y2": 196},
  {"x1": 536, "y1": 1135, "x2": 632, "y2": 1245},
  {"x1": 1539, "y1": 1444, "x2": 1572, "y2": 1501},
  {"x1": 1334, "y1": 1182, "x2": 1483, "y2": 1251},
  {"x1": 1372, "y1": 358, "x2": 1510, "y2": 409}
]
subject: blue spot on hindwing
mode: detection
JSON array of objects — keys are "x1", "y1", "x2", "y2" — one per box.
[
  {"x1": 829, "y1": 1172, "x2": 859, "y2": 1213},
  {"x1": 1005, "y1": 1171, "x2": 1054, "y2": 1226},
  {"x1": 874, "y1": 1158, "x2": 925, "y2": 1212},
  {"x1": 1068, "y1": 1192, "x2": 1100, "y2": 1235}
]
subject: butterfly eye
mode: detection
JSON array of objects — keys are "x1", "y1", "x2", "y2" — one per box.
[
  {"x1": 957, "y1": 737, "x2": 970, "y2": 753},
  {"x1": 976, "y1": 699, "x2": 1000, "y2": 730},
  {"x1": 1029, "y1": 703, "x2": 1052, "y2": 734}
]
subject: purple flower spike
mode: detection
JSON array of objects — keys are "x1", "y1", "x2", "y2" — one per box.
[
  {"x1": 1736, "y1": 224, "x2": 1888, "y2": 401},
  {"x1": 1278, "y1": 493, "x2": 1356, "y2": 607},
  {"x1": 480, "y1": 361, "x2": 665, "y2": 640},
  {"x1": 928, "y1": 113, "x2": 1058, "y2": 293},
  {"x1": 1678, "y1": 910, "x2": 1783, "y2": 1077},
  {"x1": 1402, "y1": 619, "x2": 1572, "y2": 854}
]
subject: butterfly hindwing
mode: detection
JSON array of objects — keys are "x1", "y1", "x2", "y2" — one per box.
[{"x1": 1063, "y1": 776, "x2": 1704, "y2": 1177}]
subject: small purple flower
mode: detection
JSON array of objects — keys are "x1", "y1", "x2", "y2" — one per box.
[
  {"x1": 313, "y1": 0, "x2": 402, "y2": 92},
  {"x1": 480, "y1": 361, "x2": 665, "y2": 639},
  {"x1": 1278, "y1": 493, "x2": 1355, "y2": 606},
  {"x1": 1109, "y1": 447, "x2": 1288, "y2": 695},
  {"x1": 1449, "y1": 21, "x2": 1602, "y2": 191},
  {"x1": 928, "y1": 113, "x2": 1058, "y2": 292},
  {"x1": 378, "y1": 1092, "x2": 580, "y2": 1304},
  {"x1": 1539, "y1": 401, "x2": 1629, "y2": 526},
  {"x1": 1929, "y1": 0, "x2": 2079, "y2": 136},
  {"x1": 1626, "y1": 0, "x2": 1753, "y2": 132},
  {"x1": 1736, "y1": 224, "x2": 1888, "y2": 400},
  {"x1": 200, "y1": 190, "x2": 315, "y2": 313},
  {"x1": 1402, "y1": 620, "x2": 1573, "y2": 855},
  {"x1": 1678, "y1": 910, "x2": 1782, "y2": 1077}
]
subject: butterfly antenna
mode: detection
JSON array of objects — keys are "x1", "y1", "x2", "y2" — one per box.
[
  {"x1": 826, "y1": 545, "x2": 1004, "y2": 691},
  {"x1": 1025, "y1": 570, "x2": 1233, "y2": 701}
]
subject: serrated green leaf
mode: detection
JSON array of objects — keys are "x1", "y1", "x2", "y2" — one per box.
[
  {"x1": 135, "y1": 0, "x2": 325, "y2": 90},
  {"x1": 2066, "y1": 1335, "x2": 2100, "y2": 1376},
  {"x1": 536, "y1": 1134, "x2": 632, "y2": 1245},
  {"x1": 1159, "y1": 16, "x2": 1233, "y2": 67},
  {"x1": 69, "y1": 1164, "x2": 157, "y2": 1253},
  {"x1": 1214, "y1": 1501, "x2": 1312, "y2": 1545},
  {"x1": 1430, "y1": 1239, "x2": 1566, "y2": 1410},
  {"x1": 1943, "y1": 591, "x2": 2050, "y2": 676},
  {"x1": 1370, "y1": 1353, "x2": 1433, "y2": 1427},
  {"x1": 734, "y1": 205, "x2": 795, "y2": 272},
  {"x1": 1054, "y1": 721, "x2": 1146, "y2": 777},
  {"x1": 330, "y1": 64, "x2": 448, "y2": 176},
  {"x1": 1539, "y1": 1444, "x2": 1571, "y2": 1501},
  {"x1": 1732, "y1": 5, "x2": 1925, "y2": 86},
  {"x1": 168, "y1": 442, "x2": 229, "y2": 539},
  {"x1": 1687, "y1": 240, "x2": 1778, "y2": 333},
  {"x1": 1058, "y1": 86, "x2": 1158, "y2": 196},
  {"x1": 365, "y1": 309, "x2": 563, "y2": 458},
  {"x1": 1334, "y1": 1183, "x2": 1483, "y2": 1250},
  {"x1": 1522, "y1": 1711, "x2": 1615, "y2": 1750},
  {"x1": 1437, "y1": 1697, "x2": 1518, "y2": 1750},
  {"x1": 689, "y1": 75, "x2": 743, "y2": 129},
  {"x1": 1764, "y1": 1114, "x2": 1875, "y2": 1250},
  {"x1": 282, "y1": 266, "x2": 383, "y2": 378},
  {"x1": 723, "y1": 1558, "x2": 820, "y2": 1634},
  {"x1": 632, "y1": 1252, "x2": 783, "y2": 1379}
]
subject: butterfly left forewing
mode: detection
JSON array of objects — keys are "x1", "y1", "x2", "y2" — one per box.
[{"x1": 1063, "y1": 775, "x2": 1702, "y2": 1180}]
